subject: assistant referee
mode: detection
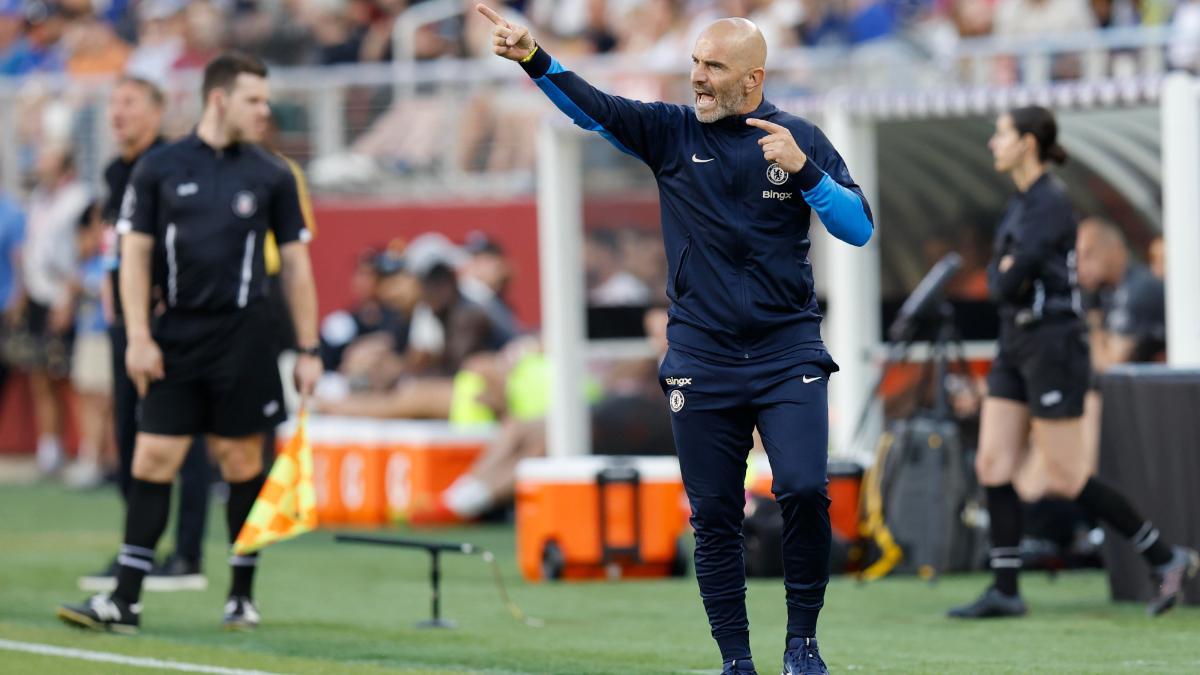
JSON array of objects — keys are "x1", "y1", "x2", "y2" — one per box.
[
  {"x1": 58, "y1": 52, "x2": 323, "y2": 634},
  {"x1": 948, "y1": 106, "x2": 1197, "y2": 620}
]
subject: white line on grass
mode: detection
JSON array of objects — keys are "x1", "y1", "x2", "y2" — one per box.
[{"x1": 0, "y1": 638, "x2": 279, "y2": 674}]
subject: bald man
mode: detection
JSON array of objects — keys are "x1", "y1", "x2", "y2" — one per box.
[
  {"x1": 1076, "y1": 218, "x2": 1165, "y2": 370},
  {"x1": 479, "y1": 6, "x2": 874, "y2": 674}
]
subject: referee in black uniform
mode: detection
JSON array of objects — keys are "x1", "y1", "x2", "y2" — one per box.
[
  {"x1": 948, "y1": 106, "x2": 1197, "y2": 620},
  {"x1": 59, "y1": 53, "x2": 323, "y2": 633},
  {"x1": 77, "y1": 75, "x2": 212, "y2": 594}
]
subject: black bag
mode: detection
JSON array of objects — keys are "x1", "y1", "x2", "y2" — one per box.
[
  {"x1": 743, "y1": 495, "x2": 784, "y2": 577},
  {"x1": 742, "y1": 493, "x2": 855, "y2": 578},
  {"x1": 873, "y1": 415, "x2": 987, "y2": 577}
]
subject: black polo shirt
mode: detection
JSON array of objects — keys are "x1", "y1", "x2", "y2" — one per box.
[
  {"x1": 116, "y1": 133, "x2": 310, "y2": 314},
  {"x1": 1100, "y1": 262, "x2": 1165, "y2": 362},
  {"x1": 103, "y1": 136, "x2": 165, "y2": 320}
]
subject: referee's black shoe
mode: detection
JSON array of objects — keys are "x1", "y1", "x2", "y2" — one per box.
[
  {"x1": 947, "y1": 586, "x2": 1028, "y2": 619},
  {"x1": 223, "y1": 596, "x2": 260, "y2": 631},
  {"x1": 1148, "y1": 546, "x2": 1200, "y2": 617},
  {"x1": 57, "y1": 594, "x2": 140, "y2": 634}
]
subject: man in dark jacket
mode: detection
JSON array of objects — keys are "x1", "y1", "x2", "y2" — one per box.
[{"x1": 480, "y1": 6, "x2": 874, "y2": 674}]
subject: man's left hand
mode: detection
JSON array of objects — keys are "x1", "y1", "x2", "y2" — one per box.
[
  {"x1": 294, "y1": 353, "x2": 323, "y2": 398},
  {"x1": 746, "y1": 118, "x2": 807, "y2": 174}
]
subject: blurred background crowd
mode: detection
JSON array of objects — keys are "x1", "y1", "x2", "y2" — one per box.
[{"x1": 0, "y1": 0, "x2": 1197, "y2": 79}]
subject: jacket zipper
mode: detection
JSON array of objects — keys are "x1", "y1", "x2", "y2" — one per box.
[{"x1": 733, "y1": 136, "x2": 750, "y2": 358}]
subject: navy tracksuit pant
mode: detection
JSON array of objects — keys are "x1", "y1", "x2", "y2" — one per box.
[{"x1": 660, "y1": 346, "x2": 838, "y2": 663}]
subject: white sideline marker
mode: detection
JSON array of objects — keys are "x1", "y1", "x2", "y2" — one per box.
[{"x1": 0, "y1": 638, "x2": 278, "y2": 674}]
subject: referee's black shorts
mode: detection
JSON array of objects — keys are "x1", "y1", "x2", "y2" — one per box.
[
  {"x1": 140, "y1": 303, "x2": 287, "y2": 438},
  {"x1": 987, "y1": 319, "x2": 1089, "y2": 419}
]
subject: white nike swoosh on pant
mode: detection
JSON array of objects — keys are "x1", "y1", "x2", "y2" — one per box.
[
  {"x1": 691, "y1": 154, "x2": 715, "y2": 163},
  {"x1": 802, "y1": 376, "x2": 822, "y2": 383}
]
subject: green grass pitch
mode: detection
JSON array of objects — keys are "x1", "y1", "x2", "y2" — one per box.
[{"x1": 2, "y1": 484, "x2": 1198, "y2": 673}]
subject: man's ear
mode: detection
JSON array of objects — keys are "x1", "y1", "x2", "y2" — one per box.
[
  {"x1": 207, "y1": 87, "x2": 225, "y2": 113},
  {"x1": 745, "y1": 67, "x2": 765, "y2": 93}
]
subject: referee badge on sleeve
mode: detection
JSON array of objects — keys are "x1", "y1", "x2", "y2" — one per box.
[{"x1": 233, "y1": 191, "x2": 258, "y2": 218}]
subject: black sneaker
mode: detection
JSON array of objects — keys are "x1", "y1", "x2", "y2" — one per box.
[
  {"x1": 1148, "y1": 546, "x2": 1200, "y2": 617},
  {"x1": 722, "y1": 658, "x2": 757, "y2": 674},
  {"x1": 77, "y1": 556, "x2": 120, "y2": 593},
  {"x1": 223, "y1": 596, "x2": 260, "y2": 631},
  {"x1": 947, "y1": 586, "x2": 1028, "y2": 619},
  {"x1": 145, "y1": 555, "x2": 207, "y2": 592},
  {"x1": 57, "y1": 594, "x2": 140, "y2": 634},
  {"x1": 782, "y1": 637, "x2": 828, "y2": 675}
]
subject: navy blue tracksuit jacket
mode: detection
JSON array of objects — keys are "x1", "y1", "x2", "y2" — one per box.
[
  {"x1": 521, "y1": 47, "x2": 874, "y2": 663},
  {"x1": 520, "y1": 47, "x2": 873, "y2": 362}
]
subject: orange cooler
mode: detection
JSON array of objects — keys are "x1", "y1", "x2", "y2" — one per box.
[
  {"x1": 281, "y1": 417, "x2": 493, "y2": 526},
  {"x1": 515, "y1": 455, "x2": 691, "y2": 582},
  {"x1": 378, "y1": 420, "x2": 490, "y2": 524}
]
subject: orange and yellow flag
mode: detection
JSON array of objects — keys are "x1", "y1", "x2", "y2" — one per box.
[{"x1": 232, "y1": 410, "x2": 318, "y2": 555}]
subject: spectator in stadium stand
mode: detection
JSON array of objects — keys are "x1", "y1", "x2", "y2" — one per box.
[
  {"x1": 61, "y1": 201, "x2": 112, "y2": 490},
  {"x1": 586, "y1": 229, "x2": 652, "y2": 307},
  {"x1": 796, "y1": 0, "x2": 848, "y2": 46},
  {"x1": 304, "y1": 0, "x2": 369, "y2": 66},
  {"x1": 170, "y1": 1, "x2": 224, "y2": 72},
  {"x1": 0, "y1": 1, "x2": 25, "y2": 62},
  {"x1": 993, "y1": 0, "x2": 1097, "y2": 35},
  {"x1": 15, "y1": 144, "x2": 90, "y2": 477},
  {"x1": 0, "y1": 187, "x2": 24, "y2": 400},
  {"x1": 947, "y1": 106, "x2": 1198, "y2": 621},
  {"x1": 479, "y1": 5, "x2": 875, "y2": 673},
  {"x1": 124, "y1": 0, "x2": 186, "y2": 84},
  {"x1": 227, "y1": 0, "x2": 315, "y2": 67},
  {"x1": 845, "y1": 0, "x2": 897, "y2": 44},
  {"x1": 77, "y1": 75, "x2": 213, "y2": 596},
  {"x1": 399, "y1": 234, "x2": 514, "y2": 377},
  {"x1": 57, "y1": 52, "x2": 322, "y2": 634},
  {"x1": 0, "y1": 0, "x2": 67, "y2": 75},
  {"x1": 319, "y1": 245, "x2": 412, "y2": 374},
  {"x1": 318, "y1": 252, "x2": 514, "y2": 420},
  {"x1": 458, "y1": 231, "x2": 520, "y2": 339},
  {"x1": 63, "y1": 12, "x2": 131, "y2": 76}
]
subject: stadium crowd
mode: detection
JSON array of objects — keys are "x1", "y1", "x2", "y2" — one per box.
[{"x1": 0, "y1": 0, "x2": 1198, "y2": 80}]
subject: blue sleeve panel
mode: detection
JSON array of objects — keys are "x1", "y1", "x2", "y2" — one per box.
[
  {"x1": 794, "y1": 126, "x2": 874, "y2": 247},
  {"x1": 520, "y1": 46, "x2": 676, "y2": 170}
]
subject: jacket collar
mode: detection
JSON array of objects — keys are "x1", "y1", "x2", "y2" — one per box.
[{"x1": 187, "y1": 129, "x2": 243, "y2": 156}]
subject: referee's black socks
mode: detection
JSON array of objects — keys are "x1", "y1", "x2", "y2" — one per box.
[
  {"x1": 226, "y1": 473, "x2": 266, "y2": 598},
  {"x1": 1075, "y1": 477, "x2": 1173, "y2": 566},
  {"x1": 114, "y1": 479, "x2": 173, "y2": 605},
  {"x1": 985, "y1": 484, "x2": 1023, "y2": 597}
]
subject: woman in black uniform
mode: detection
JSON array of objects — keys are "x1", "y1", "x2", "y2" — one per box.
[{"x1": 948, "y1": 106, "x2": 1197, "y2": 619}]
